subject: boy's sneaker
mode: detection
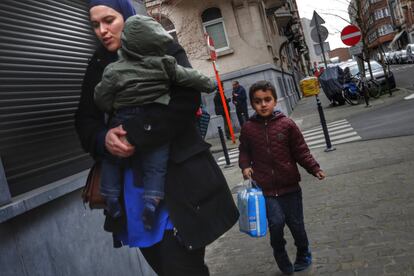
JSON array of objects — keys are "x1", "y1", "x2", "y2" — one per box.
[
  {"x1": 142, "y1": 199, "x2": 159, "y2": 230},
  {"x1": 274, "y1": 251, "x2": 294, "y2": 275},
  {"x1": 294, "y1": 248, "x2": 312, "y2": 272}
]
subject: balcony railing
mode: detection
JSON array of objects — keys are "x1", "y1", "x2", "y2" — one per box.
[{"x1": 264, "y1": 0, "x2": 287, "y2": 10}]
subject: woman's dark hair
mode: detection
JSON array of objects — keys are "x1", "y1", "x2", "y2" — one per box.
[{"x1": 249, "y1": 80, "x2": 277, "y2": 104}]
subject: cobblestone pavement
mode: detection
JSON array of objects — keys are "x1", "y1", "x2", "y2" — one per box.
[{"x1": 205, "y1": 91, "x2": 414, "y2": 276}]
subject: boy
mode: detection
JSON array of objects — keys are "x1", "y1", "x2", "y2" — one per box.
[
  {"x1": 94, "y1": 15, "x2": 215, "y2": 229},
  {"x1": 238, "y1": 80, "x2": 325, "y2": 274}
]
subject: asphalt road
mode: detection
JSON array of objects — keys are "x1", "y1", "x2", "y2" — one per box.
[{"x1": 348, "y1": 97, "x2": 414, "y2": 140}]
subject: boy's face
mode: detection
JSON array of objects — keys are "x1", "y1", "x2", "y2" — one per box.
[{"x1": 252, "y1": 89, "x2": 277, "y2": 117}]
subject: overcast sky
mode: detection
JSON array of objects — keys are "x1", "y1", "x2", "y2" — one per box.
[{"x1": 296, "y1": 0, "x2": 351, "y2": 50}]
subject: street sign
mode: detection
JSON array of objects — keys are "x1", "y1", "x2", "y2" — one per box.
[
  {"x1": 314, "y1": 42, "x2": 330, "y2": 55},
  {"x1": 311, "y1": 25, "x2": 329, "y2": 42},
  {"x1": 341, "y1": 25, "x2": 362, "y2": 46},
  {"x1": 310, "y1": 11, "x2": 325, "y2": 27},
  {"x1": 205, "y1": 33, "x2": 217, "y2": 61},
  {"x1": 349, "y1": 42, "x2": 363, "y2": 55}
]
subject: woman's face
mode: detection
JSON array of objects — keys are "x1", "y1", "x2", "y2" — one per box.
[{"x1": 90, "y1": 5, "x2": 125, "y2": 52}]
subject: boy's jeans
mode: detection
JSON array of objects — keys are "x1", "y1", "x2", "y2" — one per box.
[
  {"x1": 100, "y1": 107, "x2": 169, "y2": 217},
  {"x1": 265, "y1": 190, "x2": 309, "y2": 256}
]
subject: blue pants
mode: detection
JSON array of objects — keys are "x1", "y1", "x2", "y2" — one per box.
[
  {"x1": 265, "y1": 190, "x2": 309, "y2": 255},
  {"x1": 100, "y1": 107, "x2": 169, "y2": 216}
]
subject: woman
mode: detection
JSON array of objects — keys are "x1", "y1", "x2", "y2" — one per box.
[{"x1": 75, "y1": 1, "x2": 239, "y2": 275}]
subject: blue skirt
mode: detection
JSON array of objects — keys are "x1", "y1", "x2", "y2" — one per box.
[{"x1": 117, "y1": 169, "x2": 173, "y2": 248}]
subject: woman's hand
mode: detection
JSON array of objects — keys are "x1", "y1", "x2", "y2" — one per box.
[
  {"x1": 105, "y1": 125, "x2": 135, "y2": 158},
  {"x1": 242, "y1": 167, "x2": 253, "y2": 180}
]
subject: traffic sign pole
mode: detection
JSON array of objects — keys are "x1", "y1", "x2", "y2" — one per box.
[
  {"x1": 310, "y1": 11, "x2": 335, "y2": 152},
  {"x1": 205, "y1": 33, "x2": 235, "y2": 143}
]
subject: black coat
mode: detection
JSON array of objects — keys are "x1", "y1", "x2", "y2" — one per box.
[
  {"x1": 75, "y1": 42, "x2": 239, "y2": 250},
  {"x1": 214, "y1": 92, "x2": 230, "y2": 116}
]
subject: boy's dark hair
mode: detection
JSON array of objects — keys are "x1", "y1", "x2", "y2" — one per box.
[{"x1": 249, "y1": 80, "x2": 277, "y2": 104}]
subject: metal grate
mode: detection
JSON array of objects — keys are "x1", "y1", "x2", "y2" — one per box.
[{"x1": 0, "y1": 0, "x2": 97, "y2": 196}]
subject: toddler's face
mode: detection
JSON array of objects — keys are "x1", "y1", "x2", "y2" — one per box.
[{"x1": 252, "y1": 89, "x2": 277, "y2": 117}]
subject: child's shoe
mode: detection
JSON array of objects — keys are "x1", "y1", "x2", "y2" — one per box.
[
  {"x1": 142, "y1": 198, "x2": 159, "y2": 230},
  {"x1": 294, "y1": 248, "x2": 312, "y2": 272},
  {"x1": 274, "y1": 250, "x2": 294, "y2": 275}
]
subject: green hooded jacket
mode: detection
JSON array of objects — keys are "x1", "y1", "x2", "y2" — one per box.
[{"x1": 94, "y1": 15, "x2": 215, "y2": 113}]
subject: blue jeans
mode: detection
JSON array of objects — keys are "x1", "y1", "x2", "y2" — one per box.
[
  {"x1": 100, "y1": 107, "x2": 169, "y2": 216},
  {"x1": 265, "y1": 190, "x2": 309, "y2": 255}
]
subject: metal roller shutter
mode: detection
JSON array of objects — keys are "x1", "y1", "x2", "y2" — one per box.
[{"x1": 0, "y1": 0, "x2": 97, "y2": 196}]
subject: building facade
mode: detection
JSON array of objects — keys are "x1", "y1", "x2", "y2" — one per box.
[
  {"x1": 329, "y1": 47, "x2": 352, "y2": 62},
  {"x1": 389, "y1": 0, "x2": 414, "y2": 47},
  {"x1": 348, "y1": 0, "x2": 414, "y2": 55},
  {"x1": 145, "y1": 0, "x2": 309, "y2": 136}
]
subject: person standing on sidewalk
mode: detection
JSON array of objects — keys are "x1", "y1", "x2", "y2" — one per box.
[
  {"x1": 238, "y1": 80, "x2": 326, "y2": 274},
  {"x1": 232, "y1": 81, "x2": 249, "y2": 126},
  {"x1": 214, "y1": 88, "x2": 232, "y2": 139}
]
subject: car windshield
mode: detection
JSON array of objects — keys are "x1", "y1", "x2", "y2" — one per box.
[
  {"x1": 349, "y1": 64, "x2": 359, "y2": 76},
  {"x1": 346, "y1": 61, "x2": 383, "y2": 76},
  {"x1": 368, "y1": 61, "x2": 382, "y2": 71}
]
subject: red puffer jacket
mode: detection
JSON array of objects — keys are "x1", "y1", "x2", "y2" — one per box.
[{"x1": 239, "y1": 112, "x2": 320, "y2": 196}]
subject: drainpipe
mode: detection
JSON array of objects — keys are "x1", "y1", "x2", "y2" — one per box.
[
  {"x1": 258, "y1": 1, "x2": 276, "y2": 60},
  {"x1": 279, "y1": 40, "x2": 294, "y2": 111}
]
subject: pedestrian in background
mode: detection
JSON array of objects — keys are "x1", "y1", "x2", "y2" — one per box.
[
  {"x1": 232, "y1": 80, "x2": 249, "y2": 126},
  {"x1": 238, "y1": 80, "x2": 326, "y2": 274},
  {"x1": 214, "y1": 87, "x2": 232, "y2": 139},
  {"x1": 75, "y1": 1, "x2": 238, "y2": 275}
]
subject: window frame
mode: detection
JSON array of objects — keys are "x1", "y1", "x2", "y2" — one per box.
[{"x1": 202, "y1": 16, "x2": 231, "y2": 52}]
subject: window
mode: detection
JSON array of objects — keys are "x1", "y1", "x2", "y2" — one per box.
[
  {"x1": 202, "y1": 7, "x2": 229, "y2": 51},
  {"x1": 374, "y1": 8, "x2": 390, "y2": 20},
  {"x1": 154, "y1": 15, "x2": 178, "y2": 41},
  {"x1": 378, "y1": 24, "x2": 393, "y2": 36},
  {"x1": 368, "y1": 31, "x2": 378, "y2": 43}
]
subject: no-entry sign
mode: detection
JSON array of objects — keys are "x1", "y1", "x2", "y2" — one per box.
[{"x1": 341, "y1": 25, "x2": 361, "y2": 46}]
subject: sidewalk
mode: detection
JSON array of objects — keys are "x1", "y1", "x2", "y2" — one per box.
[{"x1": 205, "y1": 89, "x2": 414, "y2": 275}]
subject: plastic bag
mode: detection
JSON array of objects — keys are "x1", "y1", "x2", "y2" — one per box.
[{"x1": 237, "y1": 179, "x2": 267, "y2": 237}]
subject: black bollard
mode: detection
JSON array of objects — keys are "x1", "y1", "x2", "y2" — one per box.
[
  {"x1": 218, "y1": 126, "x2": 231, "y2": 165},
  {"x1": 315, "y1": 95, "x2": 336, "y2": 152}
]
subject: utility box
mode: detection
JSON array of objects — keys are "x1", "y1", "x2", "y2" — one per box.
[{"x1": 300, "y1": 77, "x2": 320, "y2": 97}]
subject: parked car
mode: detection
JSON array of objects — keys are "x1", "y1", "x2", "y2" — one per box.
[
  {"x1": 406, "y1": 44, "x2": 414, "y2": 63},
  {"x1": 398, "y1": 49, "x2": 408, "y2": 63},
  {"x1": 391, "y1": 50, "x2": 401, "y2": 64},
  {"x1": 339, "y1": 60, "x2": 396, "y2": 89},
  {"x1": 383, "y1": 52, "x2": 392, "y2": 64}
]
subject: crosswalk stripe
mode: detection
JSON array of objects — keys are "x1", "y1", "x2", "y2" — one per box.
[
  {"x1": 310, "y1": 136, "x2": 362, "y2": 149},
  {"x1": 304, "y1": 127, "x2": 354, "y2": 142},
  {"x1": 306, "y1": 131, "x2": 358, "y2": 146},
  {"x1": 303, "y1": 124, "x2": 351, "y2": 137},
  {"x1": 218, "y1": 152, "x2": 240, "y2": 161},
  {"x1": 217, "y1": 157, "x2": 239, "y2": 166},
  {"x1": 302, "y1": 120, "x2": 348, "y2": 135}
]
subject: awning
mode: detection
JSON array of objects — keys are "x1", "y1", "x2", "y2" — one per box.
[{"x1": 389, "y1": 30, "x2": 406, "y2": 49}]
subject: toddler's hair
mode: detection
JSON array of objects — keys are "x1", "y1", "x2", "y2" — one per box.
[{"x1": 249, "y1": 80, "x2": 277, "y2": 104}]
